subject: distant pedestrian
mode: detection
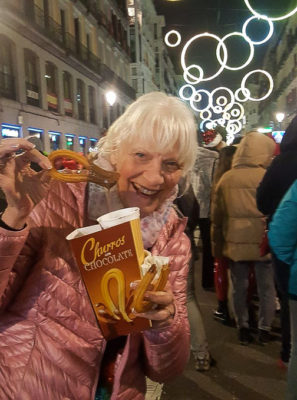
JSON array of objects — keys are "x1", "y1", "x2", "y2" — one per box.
[
  {"x1": 175, "y1": 180, "x2": 212, "y2": 372},
  {"x1": 191, "y1": 128, "x2": 225, "y2": 289},
  {"x1": 211, "y1": 145, "x2": 237, "y2": 324},
  {"x1": 211, "y1": 131, "x2": 276, "y2": 345},
  {"x1": 257, "y1": 115, "x2": 297, "y2": 367}
]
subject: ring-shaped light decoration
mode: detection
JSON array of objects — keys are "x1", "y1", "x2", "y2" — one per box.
[
  {"x1": 200, "y1": 109, "x2": 212, "y2": 120},
  {"x1": 216, "y1": 32, "x2": 254, "y2": 71},
  {"x1": 210, "y1": 87, "x2": 235, "y2": 110},
  {"x1": 235, "y1": 87, "x2": 251, "y2": 102},
  {"x1": 179, "y1": 84, "x2": 196, "y2": 101},
  {"x1": 205, "y1": 121, "x2": 216, "y2": 129},
  {"x1": 213, "y1": 105, "x2": 223, "y2": 114},
  {"x1": 217, "y1": 118, "x2": 226, "y2": 126},
  {"x1": 227, "y1": 120, "x2": 243, "y2": 135},
  {"x1": 181, "y1": 32, "x2": 228, "y2": 82},
  {"x1": 189, "y1": 89, "x2": 211, "y2": 112},
  {"x1": 231, "y1": 109, "x2": 240, "y2": 118},
  {"x1": 224, "y1": 112, "x2": 231, "y2": 120},
  {"x1": 243, "y1": 0, "x2": 297, "y2": 21},
  {"x1": 164, "y1": 30, "x2": 181, "y2": 47},
  {"x1": 183, "y1": 64, "x2": 204, "y2": 85},
  {"x1": 192, "y1": 92, "x2": 202, "y2": 102},
  {"x1": 241, "y1": 69, "x2": 274, "y2": 101},
  {"x1": 199, "y1": 119, "x2": 213, "y2": 131},
  {"x1": 217, "y1": 96, "x2": 228, "y2": 106},
  {"x1": 242, "y1": 16, "x2": 274, "y2": 45},
  {"x1": 223, "y1": 102, "x2": 245, "y2": 122}
]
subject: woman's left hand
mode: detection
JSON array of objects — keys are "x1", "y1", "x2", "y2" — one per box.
[{"x1": 133, "y1": 284, "x2": 175, "y2": 329}]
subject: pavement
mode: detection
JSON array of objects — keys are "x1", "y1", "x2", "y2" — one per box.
[{"x1": 158, "y1": 256, "x2": 287, "y2": 400}]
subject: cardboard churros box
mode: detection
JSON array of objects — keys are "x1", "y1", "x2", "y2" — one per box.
[{"x1": 66, "y1": 207, "x2": 151, "y2": 339}]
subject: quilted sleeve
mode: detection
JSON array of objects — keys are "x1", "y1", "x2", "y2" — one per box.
[
  {"x1": 0, "y1": 203, "x2": 46, "y2": 312},
  {"x1": 0, "y1": 227, "x2": 29, "y2": 301},
  {"x1": 142, "y1": 229, "x2": 191, "y2": 382}
]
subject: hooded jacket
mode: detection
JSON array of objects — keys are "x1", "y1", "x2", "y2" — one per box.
[
  {"x1": 191, "y1": 146, "x2": 219, "y2": 218},
  {"x1": 257, "y1": 115, "x2": 297, "y2": 220},
  {"x1": 211, "y1": 131, "x2": 275, "y2": 261},
  {"x1": 269, "y1": 179, "x2": 297, "y2": 298},
  {"x1": 0, "y1": 181, "x2": 190, "y2": 400}
]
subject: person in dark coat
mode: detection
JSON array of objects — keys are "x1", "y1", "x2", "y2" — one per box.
[{"x1": 257, "y1": 114, "x2": 297, "y2": 367}]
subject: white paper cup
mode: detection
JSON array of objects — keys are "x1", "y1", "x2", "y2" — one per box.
[{"x1": 97, "y1": 207, "x2": 140, "y2": 229}]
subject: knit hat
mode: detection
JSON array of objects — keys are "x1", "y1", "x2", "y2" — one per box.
[{"x1": 202, "y1": 129, "x2": 223, "y2": 148}]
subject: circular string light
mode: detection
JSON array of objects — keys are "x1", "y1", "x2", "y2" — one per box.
[
  {"x1": 217, "y1": 96, "x2": 228, "y2": 106},
  {"x1": 211, "y1": 86, "x2": 235, "y2": 109},
  {"x1": 189, "y1": 89, "x2": 211, "y2": 112},
  {"x1": 243, "y1": 0, "x2": 297, "y2": 21},
  {"x1": 164, "y1": 30, "x2": 181, "y2": 47},
  {"x1": 216, "y1": 32, "x2": 254, "y2": 70},
  {"x1": 235, "y1": 87, "x2": 251, "y2": 102},
  {"x1": 183, "y1": 65, "x2": 204, "y2": 84},
  {"x1": 200, "y1": 109, "x2": 212, "y2": 120},
  {"x1": 213, "y1": 105, "x2": 223, "y2": 114},
  {"x1": 241, "y1": 69, "x2": 274, "y2": 101},
  {"x1": 223, "y1": 102, "x2": 245, "y2": 121},
  {"x1": 179, "y1": 84, "x2": 195, "y2": 100},
  {"x1": 242, "y1": 16, "x2": 274, "y2": 45},
  {"x1": 181, "y1": 32, "x2": 228, "y2": 82}
]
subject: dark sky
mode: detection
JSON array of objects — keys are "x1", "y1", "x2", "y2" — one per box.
[{"x1": 153, "y1": 0, "x2": 293, "y2": 89}]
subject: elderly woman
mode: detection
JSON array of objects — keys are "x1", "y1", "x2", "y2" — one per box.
[{"x1": 0, "y1": 92, "x2": 197, "y2": 400}]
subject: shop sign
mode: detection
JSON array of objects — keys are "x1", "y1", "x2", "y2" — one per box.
[
  {"x1": 27, "y1": 90, "x2": 39, "y2": 100},
  {"x1": 1, "y1": 123, "x2": 21, "y2": 138}
]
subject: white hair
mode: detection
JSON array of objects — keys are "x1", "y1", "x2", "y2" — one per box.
[{"x1": 96, "y1": 91, "x2": 197, "y2": 175}]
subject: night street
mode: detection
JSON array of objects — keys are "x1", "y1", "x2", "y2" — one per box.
[{"x1": 160, "y1": 255, "x2": 287, "y2": 400}]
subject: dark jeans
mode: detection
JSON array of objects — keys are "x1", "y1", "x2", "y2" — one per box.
[
  {"x1": 198, "y1": 218, "x2": 214, "y2": 289},
  {"x1": 272, "y1": 253, "x2": 291, "y2": 362}
]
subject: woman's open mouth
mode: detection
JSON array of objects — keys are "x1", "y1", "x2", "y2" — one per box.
[{"x1": 132, "y1": 182, "x2": 160, "y2": 197}]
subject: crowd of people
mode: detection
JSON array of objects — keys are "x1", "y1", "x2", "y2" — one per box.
[{"x1": 0, "y1": 91, "x2": 296, "y2": 399}]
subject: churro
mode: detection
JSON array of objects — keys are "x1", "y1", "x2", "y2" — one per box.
[{"x1": 48, "y1": 149, "x2": 119, "y2": 189}]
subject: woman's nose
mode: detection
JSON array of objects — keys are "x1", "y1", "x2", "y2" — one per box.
[{"x1": 143, "y1": 158, "x2": 164, "y2": 186}]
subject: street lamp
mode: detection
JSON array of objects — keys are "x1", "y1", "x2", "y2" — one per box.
[
  {"x1": 105, "y1": 90, "x2": 117, "y2": 106},
  {"x1": 105, "y1": 90, "x2": 117, "y2": 126},
  {"x1": 275, "y1": 112, "x2": 285, "y2": 130}
]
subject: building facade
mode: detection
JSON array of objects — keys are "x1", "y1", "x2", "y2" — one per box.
[
  {"x1": 0, "y1": 0, "x2": 135, "y2": 153},
  {"x1": 258, "y1": 15, "x2": 297, "y2": 130},
  {"x1": 128, "y1": 0, "x2": 179, "y2": 98}
]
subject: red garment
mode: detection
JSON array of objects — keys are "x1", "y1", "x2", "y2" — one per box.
[
  {"x1": 214, "y1": 257, "x2": 229, "y2": 301},
  {"x1": 0, "y1": 181, "x2": 190, "y2": 400}
]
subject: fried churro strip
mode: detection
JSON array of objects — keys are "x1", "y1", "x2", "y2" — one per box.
[
  {"x1": 48, "y1": 149, "x2": 119, "y2": 189},
  {"x1": 101, "y1": 268, "x2": 133, "y2": 323},
  {"x1": 131, "y1": 265, "x2": 157, "y2": 313},
  {"x1": 153, "y1": 265, "x2": 169, "y2": 292}
]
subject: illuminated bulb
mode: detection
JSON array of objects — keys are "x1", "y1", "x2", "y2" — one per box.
[
  {"x1": 105, "y1": 90, "x2": 117, "y2": 106},
  {"x1": 276, "y1": 112, "x2": 285, "y2": 123}
]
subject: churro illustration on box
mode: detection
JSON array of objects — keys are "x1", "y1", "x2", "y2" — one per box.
[{"x1": 66, "y1": 208, "x2": 169, "y2": 339}]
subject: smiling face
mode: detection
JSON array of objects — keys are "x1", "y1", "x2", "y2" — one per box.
[{"x1": 114, "y1": 145, "x2": 183, "y2": 217}]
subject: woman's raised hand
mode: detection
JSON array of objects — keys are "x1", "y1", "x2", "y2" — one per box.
[{"x1": 0, "y1": 138, "x2": 52, "y2": 229}]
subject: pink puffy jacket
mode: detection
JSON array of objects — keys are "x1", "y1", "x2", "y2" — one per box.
[{"x1": 0, "y1": 181, "x2": 191, "y2": 400}]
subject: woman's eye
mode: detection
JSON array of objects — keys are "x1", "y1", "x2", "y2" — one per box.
[
  {"x1": 135, "y1": 152, "x2": 146, "y2": 158},
  {"x1": 163, "y1": 160, "x2": 181, "y2": 172}
]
